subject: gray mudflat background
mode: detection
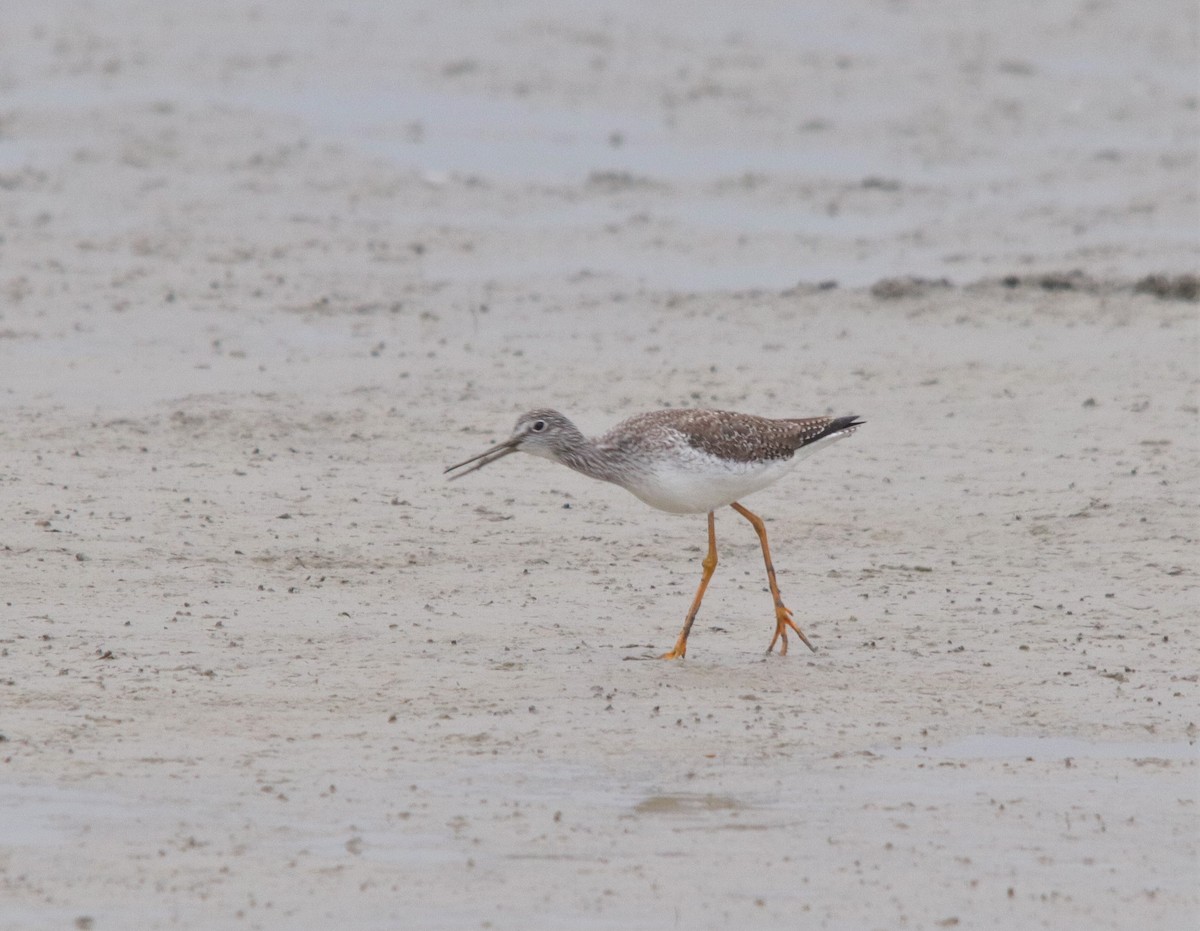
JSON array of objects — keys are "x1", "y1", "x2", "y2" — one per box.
[{"x1": 2, "y1": 2, "x2": 1196, "y2": 928}]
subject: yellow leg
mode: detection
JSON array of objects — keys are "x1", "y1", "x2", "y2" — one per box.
[
  {"x1": 661, "y1": 511, "x2": 718, "y2": 659},
  {"x1": 730, "y1": 501, "x2": 815, "y2": 656}
]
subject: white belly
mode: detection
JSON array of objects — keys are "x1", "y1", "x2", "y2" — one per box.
[
  {"x1": 616, "y1": 431, "x2": 850, "y2": 514},
  {"x1": 618, "y1": 452, "x2": 794, "y2": 514}
]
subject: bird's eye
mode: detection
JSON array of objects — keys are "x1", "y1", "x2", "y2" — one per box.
[{"x1": 532, "y1": 420, "x2": 546, "y2": 432}]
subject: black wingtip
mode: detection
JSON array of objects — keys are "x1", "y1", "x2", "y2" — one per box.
[{"x1": 829, "y1": 415, "x2": 865, "y2": 432}]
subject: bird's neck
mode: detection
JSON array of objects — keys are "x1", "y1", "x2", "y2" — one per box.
[{"x1": 554, "y1": 435, "x2": 634, "y2": 487}]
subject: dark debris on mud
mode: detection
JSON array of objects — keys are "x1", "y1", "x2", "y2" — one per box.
[{"x1": 866, "y1": 271, "x2": 1199, "y2": 302}]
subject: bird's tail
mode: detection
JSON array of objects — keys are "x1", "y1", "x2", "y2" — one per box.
[
  {"x1": 823, "y1": 415, "x2": 864, "y2": 437},
  {"x1": 787, "y1": 414, "x2": 863, "y2": 461}
]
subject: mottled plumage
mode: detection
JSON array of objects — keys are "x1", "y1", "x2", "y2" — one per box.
[
  {"x1": 598, "y1": 408, "x2": 860, "y2": 465},
  {"x1": 445, "y1": 407, "x2": 863, "y2": 658}
]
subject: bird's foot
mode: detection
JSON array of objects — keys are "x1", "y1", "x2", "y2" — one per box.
[
  {"x1": 766, "y1": 604, "x2": 815, "y2": 655},
  {"x1": 659, "y1": 639, "x2": 687, "y2": 660}
]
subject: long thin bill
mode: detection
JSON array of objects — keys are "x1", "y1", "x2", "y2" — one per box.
[{"x1": 444, "y1": 441, "x2": 517, "y2": 480}]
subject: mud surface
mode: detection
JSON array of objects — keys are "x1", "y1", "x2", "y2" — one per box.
[{"x1": 2, "y1": 2, "x2": 1197, "y2": 929}]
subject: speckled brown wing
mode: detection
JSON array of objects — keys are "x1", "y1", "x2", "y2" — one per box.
[
  {"x1": 635, "y1": 410, "x2": 798, "y2": 464},
  {"x1": 600, "y1": 409, "x2": 863, "y2": 465},
  {"x1": 669, "y1": 411, "x2": 864, "y2": 463}
]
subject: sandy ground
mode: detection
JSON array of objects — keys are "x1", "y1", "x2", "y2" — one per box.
[{"x1": 2, "y1": 1, "x2": 1198, "y2": 929}]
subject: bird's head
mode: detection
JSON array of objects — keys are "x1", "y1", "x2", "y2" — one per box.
[{"x1": 444, "y1": 409, "x2": 580, "y2": 479}]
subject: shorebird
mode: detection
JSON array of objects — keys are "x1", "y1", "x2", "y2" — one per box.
[{"x1": 445, "y1": 408, "x2": 863, "y2": 658}]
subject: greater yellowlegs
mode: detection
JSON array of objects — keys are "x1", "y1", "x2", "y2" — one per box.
[{"x1": 445, "y1": 408, "x2": 863, "y2": 658}]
